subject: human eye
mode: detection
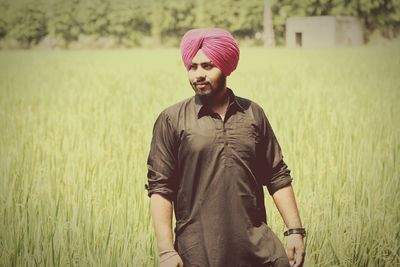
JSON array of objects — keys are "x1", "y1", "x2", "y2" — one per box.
[
  {"x1": 189, "y1": 64, "x2": 197, "y2": 70},
  {"x1": 202, "y1": 63, "x2": 214, "y2": 70}
]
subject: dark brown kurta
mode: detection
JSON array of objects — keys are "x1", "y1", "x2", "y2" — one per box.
[{"x1": 146, "y1": 88, "x2": 292, "y2": 267}]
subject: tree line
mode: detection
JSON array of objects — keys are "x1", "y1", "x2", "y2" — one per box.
[{"x1": 0, "y1": 0, "x2": 399, "y2": 49}]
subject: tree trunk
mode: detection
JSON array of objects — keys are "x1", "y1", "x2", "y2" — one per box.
[{"x1": 264, "y1": 0, "x2": 275, "y2": 47}]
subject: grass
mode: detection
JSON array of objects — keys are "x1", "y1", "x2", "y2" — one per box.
[{"x1": 0, "y1": 46, "x2": 399, "y2": 266}]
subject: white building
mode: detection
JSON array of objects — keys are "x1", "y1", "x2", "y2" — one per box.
[{"x1": 286, "y1": 16, "x2": 364, "y2": 48}]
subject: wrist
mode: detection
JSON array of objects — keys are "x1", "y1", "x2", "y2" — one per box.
[
  {"x1": 159, "y1": 249, "x2": 176, "y2": 256},
  {"x1": 158, "y1": 241, "x2": 175, "y2": 253},
  {"x1": 283, "y1": 227, "x2": 306, "y2": 237},
  {"x1": 159, "y1": 249, "x2": 179, "y2": 262}
]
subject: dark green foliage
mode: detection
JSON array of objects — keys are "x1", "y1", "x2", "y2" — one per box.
[
  {"x1": 196, "y1": 0, "x2": 263, "y2": 39},
  {"x1": 4, "y1": 0, "x2": 48, "y2": 48},
  {"x1": 46, "y1": 0, "x2": 82, "y2": 44},
  {"x1": 149, "y1": 0, "x2": 196, "y2": 46},
  {"x1": 0, "y1": 0, "x2": 9, "y2": 39},
  {"x1": 0, "y1": 0, "x2": 399, "y2": 48}
]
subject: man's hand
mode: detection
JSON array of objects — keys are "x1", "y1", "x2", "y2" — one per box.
[
  {"x1": 271, "y1": 185, "x2": 305, "y2": 266},
  {"x1": 160, "y1": 251, "x2": 184, "y2": 267},
  {"x1": 286, "y1": 234, "x2": 305, "y2": 267}
]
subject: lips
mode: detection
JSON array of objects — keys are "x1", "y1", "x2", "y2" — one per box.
[
  {"x1": 196, "y1": 84, "x2": 208, "y2": 90},
  {"x1": 196, "y1": 82, "x2": 209, "y2": 87}
]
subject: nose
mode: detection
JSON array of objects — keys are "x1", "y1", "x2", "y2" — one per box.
[{"x1": 194, "y1": 67, "x2": 206, "y2": 81}]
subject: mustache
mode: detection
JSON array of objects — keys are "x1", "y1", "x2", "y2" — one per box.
[{"x1": 194, "y1": 81, "x2": 209, "y2": 85}]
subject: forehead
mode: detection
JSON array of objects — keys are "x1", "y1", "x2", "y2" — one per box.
[{"x1": 191, "y1": 49, "x2": 212, "y2": 64}]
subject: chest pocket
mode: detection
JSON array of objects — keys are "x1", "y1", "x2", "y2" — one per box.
[{"x1": 227, "y1": 119, "x2": 261, "y2": 162}]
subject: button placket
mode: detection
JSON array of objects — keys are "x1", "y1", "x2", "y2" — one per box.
[{"x1": 223, "y1": 120, "x2": 233, "y2": 167}]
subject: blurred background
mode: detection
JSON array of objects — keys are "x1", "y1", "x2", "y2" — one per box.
[
  {"x1": 0, "y1": 1, "x2": 399, "y2": 267},
  {"x1": 0, "y1": 0, "x2": 400, "y2": 49}
]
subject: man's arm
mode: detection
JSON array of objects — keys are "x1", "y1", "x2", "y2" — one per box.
[
  {"x1": 146, "y1": 111, "x2": 183, "y2": 266},
  {"x1": 272, "y1": 184, "x2": 302, "y2": 228},
  {"x1": 150, "y1": 194, "x2": 184, "y2": 267},
  {"x1": 150, "y1": 194, "x2": 175, "y2": 252},
  {"x1": 272, "y1": 184, "x2": 305, "y2": 267}
]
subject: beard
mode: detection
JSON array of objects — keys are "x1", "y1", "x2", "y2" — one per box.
[{"x1": 191, "y1": 74, "x2": 226, "y2": 103}]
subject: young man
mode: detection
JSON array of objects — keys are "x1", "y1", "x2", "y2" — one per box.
[{"x1": 146, "y1": 28, "x2": 305, "y2": 267}]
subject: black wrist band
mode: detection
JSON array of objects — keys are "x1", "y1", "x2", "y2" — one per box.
[{"x1": 283, "y1": 227, "x2": 306, "y2": 237}]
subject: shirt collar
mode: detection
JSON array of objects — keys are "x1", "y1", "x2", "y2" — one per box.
[{"x1": 194, "y1": 87, "x2": 245, "y2": 119}]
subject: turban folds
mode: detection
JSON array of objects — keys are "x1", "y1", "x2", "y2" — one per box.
[{"x1": 180, "y1": 28, "x2": 240, "y2": 76}]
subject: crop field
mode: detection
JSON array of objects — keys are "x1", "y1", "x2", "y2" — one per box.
[{"x1": 0, "y1": 47, "x2": 399, "y2": 266}]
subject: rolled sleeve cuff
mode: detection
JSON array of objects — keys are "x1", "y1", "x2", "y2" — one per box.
[
  {"x1": 145, "y1": 183, "x2": 175, "y2": 201},
  {"x1": 266, "y1": 175, "x2": 292, "y2": 195},
  {"x1": 265, "y1": 160, "x2": 293, "y2": 195}
]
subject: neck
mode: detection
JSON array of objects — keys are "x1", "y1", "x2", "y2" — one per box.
[{"x1": 208, "y1": 87, "x2": 229, "y2": 115}]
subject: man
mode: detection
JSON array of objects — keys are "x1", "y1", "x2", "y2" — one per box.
[{"x1": 145, "y1": 28, "x2": 305, "y2": 267}]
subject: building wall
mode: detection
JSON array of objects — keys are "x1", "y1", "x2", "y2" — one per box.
[
  {"x1": 286, "y1": 16, "x2": 364, "y2": 48},
  {"x1": 335, "y1": 17, "x2": 364, "y2": 46}
]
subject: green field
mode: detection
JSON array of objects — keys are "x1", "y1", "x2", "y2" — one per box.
[{"x1": 0, "y1": 47, "x2": 399, "y2": 266}]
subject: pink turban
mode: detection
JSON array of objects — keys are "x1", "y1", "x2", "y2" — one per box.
[{"x1": 180, "y1": 28, "x2": 240, "y2": 76}]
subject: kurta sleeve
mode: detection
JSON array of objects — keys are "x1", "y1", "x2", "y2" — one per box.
[
  {"x1": 145, "y1": 111, "x2": 178, "y2": 201},
  {"x1": 258, "y1": 108, "x2": 292, "y2": 195}
]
